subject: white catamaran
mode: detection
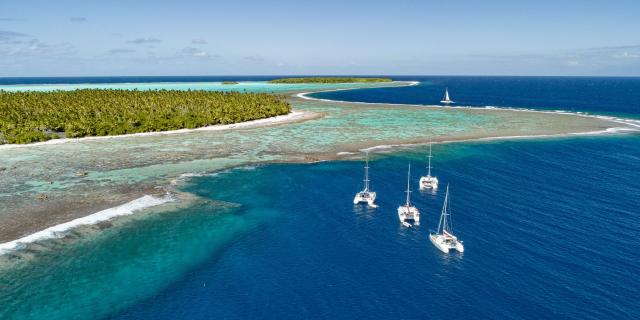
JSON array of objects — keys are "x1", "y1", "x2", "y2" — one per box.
[
  {"x1": 397, "y1": 164, "x2": 420, "y2": 226},
  {"x1": 353, "y1": 152, "x2": 377, "y2": 207},
  {"x1": 430, "y1": 185, "x2": 464, "y2": 253},
  {"x1": 440, "y1": 87, "x2": 454, "y2": 104},
  {"x1": 419, "y1": 143, "x2": 439, "y2": 190}
]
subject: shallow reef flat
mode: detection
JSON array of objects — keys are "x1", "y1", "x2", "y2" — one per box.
[{"x1": 0, "y1": 81, "x2": 635, "y2": 242}]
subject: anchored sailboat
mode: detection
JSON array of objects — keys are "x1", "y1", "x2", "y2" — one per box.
[
  {"x1": 397, "y1": 164, "x2": 420, "y2": 226},
  {"x1": 440, "y1": 87, "x2": 454, "y2": 104},
  {"x1": 430, "y1": 184, "x2": 464, "y2": 253},
  {"x1": 419, "y1": 143, "x2": 439, "y2": 190},
  {"x1": 353, "y1": 152, "x2": 377, "y2": 207}
]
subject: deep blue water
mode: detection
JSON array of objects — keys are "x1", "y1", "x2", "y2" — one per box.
[
  {"x1": 312, "y1": 76, "x2": 640, "y2": 117},
  {"x1": 2, "y1": 76, "x2": 638, "y2": 319},
  {"x1": 114, "y1": 136, "x2": 640, "y2": 319},
  {"x1": 110, "y1": 76, "x2": 638, "y2": 319}
]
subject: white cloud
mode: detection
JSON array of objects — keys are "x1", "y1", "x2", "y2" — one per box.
[
  {"x1": 127, "y1": 37, "x2": 162, "y2": 44},
  {"x1": 109, "y1": 48, "x2": 136, "y2": 54},
  {"x1": 243, "y1": 55, "x2": 264, "y2": 62},
  {"x1": 0, "y1": 30, "x2": 29, "y2": 42},
  {"x1": 181, "y1": 47, "x2": 216, "y2": 58},
  {"x1": 612, "y1": 51, "x2": 640, "y2": 59},
  {"x1": 0, "y1": 18, "x2": 26, "y2": 22},
  {"x1": 0, "y1": 38, "x2": 76, "y2": 57}
]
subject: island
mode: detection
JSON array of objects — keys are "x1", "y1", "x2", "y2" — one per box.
[
  {"x1": 268, "y1": 77, "x2": 393, "y2": 84},
  {"x1": 0, "y1": 89, "x2": 290, "y2": 144},
  {"x1": 221, "y1": 81, "x2": 239, "y2": 85}
]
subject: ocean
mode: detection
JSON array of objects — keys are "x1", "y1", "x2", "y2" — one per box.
[
  {"x1": 0, "y1": 77, "x2": 638, "y2": 319},
  {"x1": 116, "y1": 136, "x2": 640, "y2": 320},
  {"x1": 311, "y1": 76, "x2": 640, "y2": 117}
]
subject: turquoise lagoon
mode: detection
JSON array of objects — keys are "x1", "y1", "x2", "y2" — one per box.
[{"x1": 0, "y1": 81, "x2": 622, "y2": 242}]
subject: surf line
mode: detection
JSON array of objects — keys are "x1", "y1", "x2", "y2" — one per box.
[{"x1": 0, "y1": 194, "x2": 174, "y2": 255}]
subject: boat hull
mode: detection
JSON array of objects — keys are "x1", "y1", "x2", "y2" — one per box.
[
  {"x1": 419, "y1": 176, "x2": 439, "y2": 190},
  {"x1": 353, "y1": 191, "x2": 376, "y2": 206},
  {"x1": 430, "y1": 234, "x2": 463, "y2": 253},
  {"x1": 429, "y1": 234, "x2": 450, "y2": 253},
  {"x1": 397, "y1": 205, "x2": 420, "y2": 225}
]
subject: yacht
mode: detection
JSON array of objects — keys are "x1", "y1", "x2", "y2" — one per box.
[
  {"x1": 397, "y1": 164, "x2": 420, "y2": 225},
  {"x1": 419, "y1": 143, "x2": 439, "y2": 190},
  {"x1": 353, "y1": 152, "x2": 377, "y2": 207},
  {"x1": 429, "y1": 185, "x2": 464, "y2": 253},
  {"x1": 440, "y1": 87, "x2": 454, "y2": 104}
]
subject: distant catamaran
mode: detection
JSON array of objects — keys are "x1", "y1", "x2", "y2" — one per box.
[
  {"x1": 430, "y1": 184, "x2": 464, "y2": 253},
  {"x1": 440, "y1": 88, "x2": 454, "y2": 104},
  {"x1": 419, "y1": 143, "x2": 439, "y2": 190},
  {"x1": 353, "y1": 152, "x2": 377, "y2": 207},
  {"x1": 397, "y1": 164, "x2": 420, "y2": 226}
]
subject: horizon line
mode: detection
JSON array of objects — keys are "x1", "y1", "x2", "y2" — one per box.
[{"x1": 1, "y1": 74, "x2": 640, "y2": 79}]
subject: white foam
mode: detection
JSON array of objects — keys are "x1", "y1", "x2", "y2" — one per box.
[
  {"x1": 171, "y1": 172, "x2": 221, "y2": 185},
  {"x1": 360, "y1": 145, "x2": 394, "y2": 152},
  {"x1": 0, "y1": 194, "x2": 174, "y2": 255},
  {"x1": 446, "y1": 126, "x2": 638, "y2": 144},
  {"x1": 172, "y1": 165, "x2": 260, "y2": 186},
  {"x1": 339, "y1": 125, "x2": 639, "y2": 157},
  {"x1": 178, "y1": 172, "x2": 220, "y2": 179}
]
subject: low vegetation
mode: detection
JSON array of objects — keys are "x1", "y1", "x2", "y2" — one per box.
[
  {"x1": 221, "y1": 81, "x2": 239, "y2": 85},
  {"x1": 0, "y1": 89, "x2": 290, "y2": 144},
  {"x1": 268, "y1": 77, "x2": 393, "y2": 84}
]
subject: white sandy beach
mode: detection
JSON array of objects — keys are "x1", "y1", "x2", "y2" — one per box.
[{"x1": 0, "y1": 110, "x2": 321, "y2": 150}]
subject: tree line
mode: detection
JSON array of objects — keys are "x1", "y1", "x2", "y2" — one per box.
[{"x1": 0, "y1": 89, "x2": 290, "y2": 144}]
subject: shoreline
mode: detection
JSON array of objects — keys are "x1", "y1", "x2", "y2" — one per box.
[
  {"x1": 0, "y1": 194, "x2": 174, "y2": 255},
  {"x1": 1, "y1": 81, "x2": 639, "y2": 253},
  {"x1": 0, "y1": 110, "x2": 321, "y2": 150},
  {"x1": 356, "y1": 127, "x2": 636, "y2": 155},
  {"x1": 0, "y1": 81, "x2": 415, "y2": 149}
]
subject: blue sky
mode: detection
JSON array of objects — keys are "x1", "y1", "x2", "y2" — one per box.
[{"x1": 1, "y1": 0, "x2": 639, "y2": 76}]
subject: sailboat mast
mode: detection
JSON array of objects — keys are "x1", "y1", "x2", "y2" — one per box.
[
  {"x1": 405, "y1": 164, "x2": 411, "y2": 206},
  {"x1": 443, "y1": 184, "x2": 454, "y2": 235},
  {"x1": 437, "y1": 184, "x2": 450, "y2": 234},
  {"x1": 443, "y1": 185, "x2": 449, "y2": 232},
  {"x1": 363, "y1": 152, "x2": 370, "y2": 191}
]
